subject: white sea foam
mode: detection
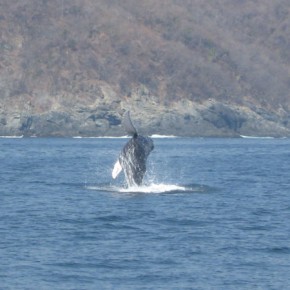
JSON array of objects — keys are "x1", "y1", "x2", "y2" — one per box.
[
  {"x1": 87, "y1": 183, "x2": 186, "y2": 194},
  {"x1": 240, "y1": 135, "x2": 274, "y2": 139},
  {"x1": 73, "y1": 135, "x2": 177, "y2": 139},
  {"x1": 87, "y1": 183, "x2": 207, "y2": 194},
  {"x1": 150, "y1": 134, "x2": 177, "y2": 138},
  {"x1": 73, "y1": 136, "x2": 129, "y2": 139},
  {"x1": 117, "y1": 183, "x2": 186, "y2": 194},
  {"x1": 0, "y1": 135, "x2": 23, "y2": 138}
]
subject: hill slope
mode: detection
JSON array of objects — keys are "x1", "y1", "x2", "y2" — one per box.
[{"x1": 1, "y1": 0, "x2": 290, "y2": 136}]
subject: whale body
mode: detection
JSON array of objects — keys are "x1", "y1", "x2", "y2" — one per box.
[{"x1": 112, "y1": 112, "x2": 154, "y2": 187}]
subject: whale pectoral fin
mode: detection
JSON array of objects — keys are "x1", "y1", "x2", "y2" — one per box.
[{"x1": 112, "y1": 160, "x2": 123, "y2": 179}]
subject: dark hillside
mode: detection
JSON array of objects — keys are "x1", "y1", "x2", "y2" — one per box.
[{"x1": 1, "y1": 0, "x2": 290, "y2": 136}]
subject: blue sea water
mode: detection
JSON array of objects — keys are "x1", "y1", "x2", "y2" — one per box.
[{"x1": 1, "y1": 137, "x2": 290, "y2": 289}]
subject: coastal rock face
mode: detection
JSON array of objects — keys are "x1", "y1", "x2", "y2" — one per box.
[
  {"x1": 2, "y1": 91, "x2": 289, "y2": 137},
  {"x1": 121, "y1": 95, "x2": 290, "y2": 137},
  {"x1": 1, "y1": 0, "x2": 290, "y2": 137}
]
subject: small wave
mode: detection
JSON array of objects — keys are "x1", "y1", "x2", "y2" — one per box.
[
  {"x1": 268, "y1": 246, "x2": 290, "y2": 254},
  {"x1": 253, "y1": 246, "x2": 290, "y2": 255}
]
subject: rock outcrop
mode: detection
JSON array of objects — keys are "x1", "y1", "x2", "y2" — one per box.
[{"x1": 1, "y1": 86, "x2": 289, "y2": 137}]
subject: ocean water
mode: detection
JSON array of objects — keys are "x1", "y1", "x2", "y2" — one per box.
[{"x1": 1, "y1": 137, "x2": 290, "y2": 289}]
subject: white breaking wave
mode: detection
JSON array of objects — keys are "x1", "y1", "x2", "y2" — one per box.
[
  {"x1": 0, "y1": 135, "x2": 23, "y2": 138},
  {"x1": 73, "y1": 136, "x2": 129, "y2": 139},
  {"x1": 73, "y1": 135, "x2": 177, "y2": 139},
  {"x1": 240, "y1": 135, "x2": 274, "y2": 139},
  {"x1": 150, "y1": 134, "x2": 177, "y2": 138}
]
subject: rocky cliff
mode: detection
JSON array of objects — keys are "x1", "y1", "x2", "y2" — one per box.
[{"x1": 1, "y1": 0, "x2": 290, "y2": 137}]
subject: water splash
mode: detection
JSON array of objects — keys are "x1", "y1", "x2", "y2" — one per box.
[
  {"x1": 87, "y1": 182, "x2": 210, "y2": 194},
  {"x1": 119, "y1": 183, "x2": 187, "y2": 194}
]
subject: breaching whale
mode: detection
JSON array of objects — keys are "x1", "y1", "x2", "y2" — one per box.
[{"x1": 112, "y1": 111, "x2": 154, "y2": 187}]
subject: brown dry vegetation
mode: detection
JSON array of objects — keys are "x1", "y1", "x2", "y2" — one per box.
[{"x1": 1, "y1": 0, "x2": 290, "y2": 136}]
